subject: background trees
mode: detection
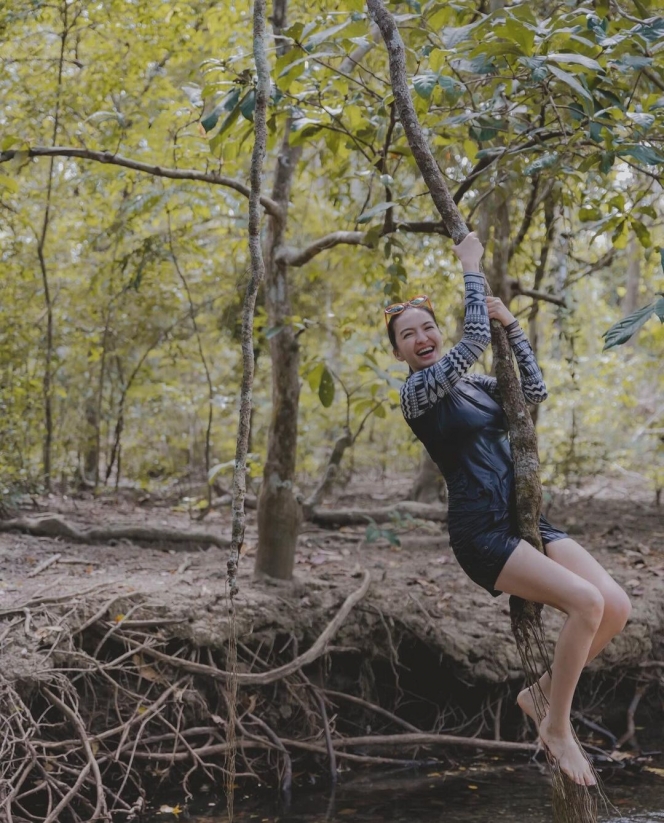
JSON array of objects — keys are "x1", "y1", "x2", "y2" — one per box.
[{"x1": 1, "y1": 0, "x2": 662, "y2": 572}]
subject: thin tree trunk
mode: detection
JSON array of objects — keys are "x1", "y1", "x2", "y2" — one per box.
[
  {"x1": 167, "y1": 213, "x2": 215, "y2": 496},
  {"x1": 36, "y1": 2, "x2": 70, "y2": 490},
  {"x1": 225, "y1": 2, "x2": 270, "y2": 818},
  {"x1": 93, "y1": 308, "x2": 112, "y2": 489},
  {"x1": 255, "y1": 0, "x2": 303, "y2": 580}
]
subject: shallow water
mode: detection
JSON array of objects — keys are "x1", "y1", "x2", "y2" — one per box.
[{"x1": 176, "y1": 762, "x2": 664, "y2": 823}]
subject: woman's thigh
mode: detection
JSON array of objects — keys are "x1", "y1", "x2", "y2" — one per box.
[
  {"x1": 544, "y1": 537, "x2": 630, "y2": 612},
  {"x1": 494, "y1": 539, "x2": 602, "y2": 615}
]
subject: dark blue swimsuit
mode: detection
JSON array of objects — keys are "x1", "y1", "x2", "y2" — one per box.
[{"x1": 400, "y1": 272, "x2": 567, "y2": 596}]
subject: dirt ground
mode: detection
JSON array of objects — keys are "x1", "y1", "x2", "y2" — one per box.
[{"x1": 2, "y1": 474, "x2": 663, "y2": 688}]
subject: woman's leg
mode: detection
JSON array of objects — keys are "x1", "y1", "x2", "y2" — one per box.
[
  {"x1": 494, "y1": 539, "x2": 604, "y2": 786},
  {"x1": 517, "y1": 538, "x2": 631, "y2": 721}
]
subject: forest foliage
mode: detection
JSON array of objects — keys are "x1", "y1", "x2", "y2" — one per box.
[{"x1": 0, "y1": 0, "x2": 663, "y2": 505}]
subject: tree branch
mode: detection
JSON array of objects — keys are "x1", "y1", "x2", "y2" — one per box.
[
  {"x1": 508, "y1": 175, "x2": 540, "y2": 262},
  {"x1": 511, "y1": 283, "x2": 566, "y2": 308},
  {"x1": 0, "y1": 146, "x2": 282, "y2": 219},
  {"x1": 276, "y1": 231, "x2": 371, "y2": 266}
]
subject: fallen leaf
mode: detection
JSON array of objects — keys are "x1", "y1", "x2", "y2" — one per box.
[
  {"x1": 644, "y1": 767, "x2": 664, "y2": 778},
  {"x1": 158, "y1": 804, "x2": 182, "y2": 815},
  {"x1": 132, "y1": 654, "x2": 161, "y2": 682},
  {"x1": 468, "y1": 784, "x2": 479, "y2": 790}
]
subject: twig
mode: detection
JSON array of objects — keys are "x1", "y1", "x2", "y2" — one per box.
[{"x1": 27, "y1": 553, "x2": 62, "y2": 578}]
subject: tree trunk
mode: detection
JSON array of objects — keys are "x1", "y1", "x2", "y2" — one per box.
[
  {"x1": 408, "y1": 448, "x2": 447, "y2": 504},
  {"x1": 254, "y1": 0, "x2": 303, "y2": 580}
]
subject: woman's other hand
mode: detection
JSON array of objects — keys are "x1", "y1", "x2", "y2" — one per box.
[
  {"x1": 486, "y1": 296, "x2": 516, "y2": 326},
  {"x1": 452, "y1": 231, "x2": 484, "y2": 271}
]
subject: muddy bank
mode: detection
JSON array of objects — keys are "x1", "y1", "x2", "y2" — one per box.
[
  {"x1": 0, "y1": 482, "x2": 662, "y2": 819},
  {"x1": 2, "y1": 486, "x2": 662, "y2": 685}
]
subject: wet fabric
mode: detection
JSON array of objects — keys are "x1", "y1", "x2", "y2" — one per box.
[
  {"x1": 399, "y1": 270, "x2": 567, "y2": 595},
  {"x1": 448, "y1": 507, "x2": 568, "y2": 597}
]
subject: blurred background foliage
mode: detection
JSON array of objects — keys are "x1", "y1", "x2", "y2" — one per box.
[{"x1": 0, "y1": 0, "x2": 662, "y2": 502}]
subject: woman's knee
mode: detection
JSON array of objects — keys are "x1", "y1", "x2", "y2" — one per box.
[
  {"x1": 567, "y1": 580, "x2": 604, "y2": 629},
  {"x1": 603, "y1": 584, "x2": 631, "y2": 633}
]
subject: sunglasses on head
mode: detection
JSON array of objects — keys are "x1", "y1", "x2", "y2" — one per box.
[{"x1": 384, "y1": 295, "x2": 433, "y2": 328}]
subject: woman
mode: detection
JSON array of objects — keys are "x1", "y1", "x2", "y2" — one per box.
[{"x1": 386, "y1": 232, "x2": 630, "y2": 787}]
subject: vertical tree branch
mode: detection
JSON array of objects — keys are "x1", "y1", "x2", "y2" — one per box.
[
  {"x1": 254, "y1": 0, "x2": 304, "y2": 580},
  {"x1": 366, "y1": 3, "x2": 598, "y2": 817},
  {"x1": 365, "y1": 0, "x2": 542, "y2": 552},
  {"x1": 225, "y1": 1, "x2": 270, "y2": 818},
  {"x1": 36, "y1": 1, "x2": 70, "y2": 490},
  {"x1": 167, "y1": 212, "x2": 215, "y2": 496}
]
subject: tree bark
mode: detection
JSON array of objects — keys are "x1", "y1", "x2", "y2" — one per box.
[
  {"x1": 254, "y1": 0, "x2": 303, "y2": 580},
  {"x1": 408, "y1": 449, "x2": 447, "y2": 504}
]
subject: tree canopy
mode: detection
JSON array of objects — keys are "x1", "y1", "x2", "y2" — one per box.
[{"x1": 0, "y1": 0, "x2": 663, "y2": 507}]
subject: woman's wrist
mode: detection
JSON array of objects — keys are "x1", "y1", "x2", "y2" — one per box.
[{"x1": 460, "y1": 261, "x2": 482, "y2": 273}]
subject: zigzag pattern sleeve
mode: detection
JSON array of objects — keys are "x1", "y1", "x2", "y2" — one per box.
[
  {"x1": 505, "y1": 320, "x2": 548, "y2": 404},
  {"x1": 400, "y1": 272, "x2": 490, "y2": 420}
]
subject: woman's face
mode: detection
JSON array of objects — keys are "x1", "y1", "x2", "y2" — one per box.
[{"x1": 391, "y1": 307, "x2": 443, "y2": 372}]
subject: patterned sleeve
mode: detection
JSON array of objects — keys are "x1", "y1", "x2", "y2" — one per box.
[
  {"x1": 466, "y1": 321, "x2": 548, "y2": 405},
  {"x1": 505, "y1": 320, "x2": 548, "y2": 404},
  {"x1": 400, "y1": 272, "x2": 491, "y2": 420}
]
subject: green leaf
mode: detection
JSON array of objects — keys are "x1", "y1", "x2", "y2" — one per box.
[
  {"x1": 265, "y1": 325, "x2": 285, "y2": 340},
  {"x1": 547, "y1": 64, "x2": 593, "y2": 102},
  {"x1": 319, "y1": 366, "x2": 335, "y2": 407},
  {"x1": 630, "y1": 218, "x2": 651, "y2": 248},
  {"x1": 633, "y1": 18, "x2": 664, "y2": 43},
  {"x1": 385, "y1": 529, "x2": 401, "y2": 548},
  {"x1": 523, "y1": 152, "x2": 559, "y2": 176},
  {"x1": 626, "y1": 112, "x2": 655, "y2": 131},
  {"x1": 493, "y1": 18, "x2": 535, "y2": 55},
  {"x1": 579, "y1": 206, "x2": 602, "y2": 221},
  {"x1": 239, "y1": 89, "x2": 256, "y2": 122},
  {"x1": 618, "y1": 145, "x2": 664, "y2": 166},
  {"x1": 614, "y1": 54, "x2": 653, "y2": 70},
  {"x1": 600, "y1": 151, "x2": 615, "y2": 173},
  {"x1": 654, "y1": 295, "x2": 664, "y2": 322},
  {"x1": 413, "y1": 72, "x2": 438, "y2": 99},
  {"x1": 602, "y1": 300, "x2": 659, "y2": 350},
  {"x1": 305, "y1": 19, "x2": 350, "y2": 47},
  {"x1": 438, "y1": 75, "x2": 465, "y2": 97},
  {"x1": 0, "y1": 174, "x2": 19, "y2": 194},
  {"x1": 546, "y1": 53, "x2": 603, "y2": 71},
  {"x1": 442, "y1": 22, "x2": 481, "y2": 49},
  {"x1": 356, "y1": 201, "x2": 399, "y2": 224},
  {"x1": 307, "y1": 362, "x2": 325, "y2": 392},
  {"x1": 201, "y1": 87, "x2": 240, "y2": 133}
]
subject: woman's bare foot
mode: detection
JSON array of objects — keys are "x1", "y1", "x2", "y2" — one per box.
[
  {"x1": 539, "y1": 715, "x2": 596, "y2": 786},
  {"x1": 517, "y1": 684, "x2": 549, "y2": 730}
]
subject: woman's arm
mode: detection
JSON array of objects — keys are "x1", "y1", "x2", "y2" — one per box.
[
  {"x1": 504, "y1": 319, "x2": 548, "y2": 404},
  {"x1": 400, "y1": 245, "x2": 491, "y2": 421},
  {"x1": 468, "y1": 298, "x2": 547, "y2": 405}
]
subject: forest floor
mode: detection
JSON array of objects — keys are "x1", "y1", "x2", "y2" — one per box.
[
  {"x1": 1, "y1": 473, "x2": 663, "y2": 819},
  {"x1": 2, "y1": 473, "x2": 663, "y2": 686}
]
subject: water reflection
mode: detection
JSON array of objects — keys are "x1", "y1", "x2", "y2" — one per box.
[{"x1": 178, "y1": 763, "x2": 664, "y2": 823}]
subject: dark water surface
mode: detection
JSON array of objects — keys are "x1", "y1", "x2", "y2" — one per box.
[{"x1": 173, "y1": 763, "x2": 664, "y2": 823}]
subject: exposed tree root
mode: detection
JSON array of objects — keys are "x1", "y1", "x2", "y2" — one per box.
[
  {"x1": 0, "y1": 572, "x2": 637, "y2": 822},
  {"x1": 0, "y1": 514, "x2": 230, "y2": 549},
  {"x1": 307, "y1": 501, "x2": 447, "y2": 528}
]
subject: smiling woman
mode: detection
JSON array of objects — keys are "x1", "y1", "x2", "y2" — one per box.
[{"x1": 385, "y1": 232, "x2": 631, "y2": 789}]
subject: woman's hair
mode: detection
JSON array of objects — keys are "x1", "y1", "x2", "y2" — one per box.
[{"x1": 386, "y1": 305, "x2": 438, "y2": 350}]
